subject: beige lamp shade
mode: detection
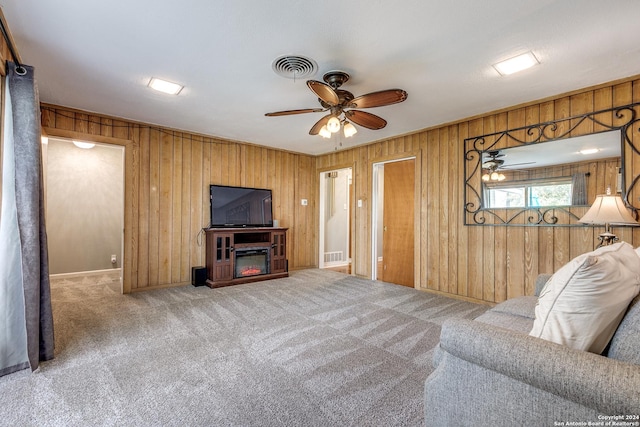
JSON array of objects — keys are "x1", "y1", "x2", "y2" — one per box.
[{"x1": 578, "y1": 194, "x2": 638, "y2": 226}]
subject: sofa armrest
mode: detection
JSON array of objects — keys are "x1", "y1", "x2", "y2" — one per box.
[{"x1": 439, "y1": 318, "x2": 640, "y2": 414}]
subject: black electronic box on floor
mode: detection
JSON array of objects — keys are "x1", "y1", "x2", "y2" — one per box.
[{"x1": 191, "y1": 266, "x2": 207, "y2": 287}]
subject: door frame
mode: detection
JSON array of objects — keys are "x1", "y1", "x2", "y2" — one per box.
[
  {"x1": 318, "y1": 164, "x2": 354, "y2": 272},
  {"x1": 371, "y1": 153, "x2": 421, "y2": 287},
  {"x1": 43, "y1": 127, "x2": 138, "y2": 294}
]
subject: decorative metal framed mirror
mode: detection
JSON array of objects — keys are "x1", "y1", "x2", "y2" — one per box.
[{"x1": 464, "y1": 103, "x2": 640, "y2": 226}]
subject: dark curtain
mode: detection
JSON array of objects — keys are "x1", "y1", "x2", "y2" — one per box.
[{"x1": 0, "y1": 62, "x2": 54, "y2": 377}]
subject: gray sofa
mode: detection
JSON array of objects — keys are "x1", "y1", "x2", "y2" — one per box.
[{"x1": 424, "y1": 274, "x2": 640, "y2": 426}]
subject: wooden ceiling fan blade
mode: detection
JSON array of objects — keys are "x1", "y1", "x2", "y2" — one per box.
[
  {"x1": 348, "y1": 89, "x2": 407, "y2": 109},
  {"x1": 345, "y1": 110, "x2": 387, "y2": 130},
  {"x1": 265, "y1": 108, "x2": 324, "y2": 117},
  {"x1": 309, "y1": 114, "x2": 332, "y2": 135},
  {"x1": 307, "y1": 80, "x2": 339, "y2": 106}
]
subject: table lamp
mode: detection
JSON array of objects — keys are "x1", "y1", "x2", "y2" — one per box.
[{"x1": 578, "y1": 188, "x2": 638, "y2": 248}]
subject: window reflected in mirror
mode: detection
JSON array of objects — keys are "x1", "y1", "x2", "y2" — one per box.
[
  {"x1": 485, "y1": 178, "x2": 574, "y2": 208},
  {"x1": 480, "y1": 131, "x2": 620, "y2": 209}
]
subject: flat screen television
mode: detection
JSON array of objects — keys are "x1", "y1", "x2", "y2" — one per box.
[{"x1": 209, "y1": 185, "x2": 273, "y2": 228}]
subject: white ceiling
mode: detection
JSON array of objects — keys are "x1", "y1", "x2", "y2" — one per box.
[{"x1": 3, "y1": 0, "x2": 640, "y2": 155}]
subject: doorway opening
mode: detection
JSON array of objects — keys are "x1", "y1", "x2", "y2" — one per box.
[
  {"x1": 372, "y1": 157, "x2": 416, "y2": 287},
  {"x1": 319, "y1": 167, "x2": 352, "y2": 274},
  {"x1": 43, "y1": 136, "x2": 125, "y2": 291}
]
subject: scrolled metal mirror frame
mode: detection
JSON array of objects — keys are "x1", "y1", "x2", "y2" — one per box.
[{"x1": 464, "y1": 102, "x2": 640, "y2": 226}]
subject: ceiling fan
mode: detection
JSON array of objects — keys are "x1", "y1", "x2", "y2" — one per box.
[
  {"x1": 482, "y1": 150, "x2": 535, "y2": 181},
  {"x1": 265, "y1": 70, "x2": 408, "y2": 138}
]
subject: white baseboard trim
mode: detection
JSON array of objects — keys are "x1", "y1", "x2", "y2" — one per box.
[{"x1": 50, "y1": 268, "x2": 121, "y2": 279}]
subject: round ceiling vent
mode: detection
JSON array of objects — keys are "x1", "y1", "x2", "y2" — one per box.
[{"x1": 272, "y1": 55, "x2": 318, "y2": 80}]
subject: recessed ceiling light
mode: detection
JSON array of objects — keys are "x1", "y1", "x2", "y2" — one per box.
[
  {"x1": 579, "y1": 148, "x2": 600, "y2": 155},
  {"x1": 73, "y1": 140, "x2": 95, "y2": 149},
  {"x1": 493, "y1": 51, "x2": 539, "y2": 76},
  {"x1": 148, "y1": 77, "x2": 184, "y2": 95}
]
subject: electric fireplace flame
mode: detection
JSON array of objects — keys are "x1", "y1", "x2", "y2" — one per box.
[
  {"x1": 234, "y1": 249, "x2": 269, "y2": 278},
  {"x1": 240, "y1": 265, "x2": 264, "y2": 276}
]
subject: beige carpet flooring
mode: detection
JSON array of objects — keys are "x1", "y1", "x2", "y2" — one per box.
[{"x1": 0, "y1": 269, "x2": 488, "y2": 426}]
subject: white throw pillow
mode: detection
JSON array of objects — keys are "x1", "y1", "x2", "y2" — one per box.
[{"x1": 529, "y1": 242, "x2": 640, "y2": 353}]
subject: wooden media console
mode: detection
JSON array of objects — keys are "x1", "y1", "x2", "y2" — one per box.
[{"x1": 205, "y1": 227, "x2": 288, "y2": 288}]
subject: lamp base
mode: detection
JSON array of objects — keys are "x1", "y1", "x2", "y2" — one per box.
[{"x1": 596, "y1": 232, "x2": 618, "y2": 248}]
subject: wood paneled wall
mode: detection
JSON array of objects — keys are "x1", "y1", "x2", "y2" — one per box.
[
  {"x1": 317, "y1": 77, "x2": 640, "y2": 303},
  {"x1": 40, "y1": 76, "x2": 640, "y2": 301},
  {"x1": 41, "y1": 105, "x2": 317, "y2": 292}
]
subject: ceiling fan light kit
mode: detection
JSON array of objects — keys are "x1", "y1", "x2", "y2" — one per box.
[
  {"x1": 343, "y1": 121, "x2": 357, "y2": 138},
  {"x1": 319, "y1": 126, "x2": 331, "y2": 139},
  {"x1": 265, "y1": 70, "x2": 407, "y2": 141},
  {"x1": 481, "y1": 149, "x2": 536, "y2": 181},
  {"x1": 326, "y1": 116, "x2": 341, "y2": 133},
  {"x1": 482, "y1": 171, "x2": 505, "y2": 182}
]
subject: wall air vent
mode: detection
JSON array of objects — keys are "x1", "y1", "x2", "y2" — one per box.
[{"x1": 272, "y1": 55, "x2": 318, "y2": 80}]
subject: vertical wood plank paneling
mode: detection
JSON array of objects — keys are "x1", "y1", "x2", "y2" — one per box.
[
  {"x1": 426, "y1": 130, "x2": 440, "y2": 290},
  {"x1": 128, "y1": 126, "x2": 140, "y2": 291},
  {"x1": 493, "y1": 112, "x2": 508, "y2": 302},
  {"x1": 456, "y1": 122, "x2": 469, "y2": 297},
  {"x1": 481, "y1": 116, "x2": 495, "y2": 302},
  {"x1": 283, "y1": 153, "x2": 294, "y2": 264},
  {"x1": 316, "y1": 78, "x2": 640, "y2": 301},
  {"x1": 445, "y1": 127, "x2": 459, "y2": 295},
  {"x1": 190, "y1": 136, "x2": 203, "y2": 267},
  {"x1": 88, "y1": 115, "x2": 102, "y2": 135},
  {"x1": 41, "y1": 106, "x2": 318, "y2": 292},
  {"x1": 158, "y1": 131, "x2": 173, "y2": 285},
  {"x1": 137, "y1": 126, "x2": 150, "y2": 289},
  {"x1": 466, "y1": 119, "x2": 483, "y2": 299},
  {"x1": 74, "y1": 113, "x2": 88, "y2": 134},
  {"x1": 438, "y1": 127, "x2": 450, "y2": 293},
  {"x1": 180, "y1": 134, "x2": 192, "y2": 282},
  {"x1": 41, "y1": 107, "x2": 56, "y2": 128},
  {"x1": 295, "y1": 155, "x2": 308, "y2": 267},
  {"x1": 356, "y1": 146, "x2": 369, "y2": 277},
  {"x1": 201, "y1": 139, "x2": 211, "y2": 263},
  {"x1": 100, "y1": 117, "x2": 113, "y2": 138},
  {"x1": 171, "y1": 133, "x2": 183, "y2": 283},
  {"x1": 148, "y1": 128, "x2": 160, "y2": 287},
  {"x1": 56, "y1": 109, "x2": 74, "y2": 130},
  {"x1": 41, "y1": 76, "x2": 640, "y2": 297}
]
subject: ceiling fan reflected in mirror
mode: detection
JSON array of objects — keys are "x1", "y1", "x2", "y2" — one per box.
[
  {"x1": 265, "y1": 71, "x2": 408, "y2": 139},
  {"x1": 481, "y1": 150, "x2": 535, "y2": 181}
]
